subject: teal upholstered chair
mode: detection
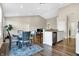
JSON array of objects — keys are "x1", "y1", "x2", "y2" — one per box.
[
  {"x1": 22, "y1": 32, "x2": 31, "y2": 46},
  {"x1": 17, "y1": 31, "x2": 31, "y2": 48}
]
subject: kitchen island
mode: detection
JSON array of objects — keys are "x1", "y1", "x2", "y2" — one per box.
[{"x1": 43, "y1": 30, "x2": 64, "y2": 46}]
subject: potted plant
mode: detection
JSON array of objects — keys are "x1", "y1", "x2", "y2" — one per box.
[
  {"x1": 4, "y1": 24, "x2": 13, "y2": 41},
  {"x1": 4, "y1": 24, "x2": 13, "y2": 50}
]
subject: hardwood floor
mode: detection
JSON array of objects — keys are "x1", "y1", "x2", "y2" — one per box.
[
  {"x1": 0, "y1": 42, "x2": 9, "y2": 56},
  {"x1": 33, "y1": 39, "x2": 76, "y2": 56},
  {"x1": 0, "y1": 38, "x2": 76, "y2": 56}
]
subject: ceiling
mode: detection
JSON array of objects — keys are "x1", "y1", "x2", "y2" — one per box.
[{"x1": 2, "y1": 3, "x2": 70, "y2": 19}]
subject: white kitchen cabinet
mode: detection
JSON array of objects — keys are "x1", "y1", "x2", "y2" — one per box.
[
  {"x1": 57, "y1": 31, "x2": 64, "y2": 42},
  {"x1": 43, "y1": 31, "x2": 64, "y2": 46},
  {"x1": 43, "y1": 31, "x2": 53, "y2": 46}
]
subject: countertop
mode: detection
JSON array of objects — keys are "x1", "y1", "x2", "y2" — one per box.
[{"x1": 45, "y1": 29, "x2": 64, "y2": 32}]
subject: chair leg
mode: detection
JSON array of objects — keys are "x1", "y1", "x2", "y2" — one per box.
[{"x1": 25, "y1": 42, "x2": 32, "y2": 49}]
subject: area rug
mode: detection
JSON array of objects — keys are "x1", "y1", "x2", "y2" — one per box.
[{"x1": 9, "y1": 44, "x2": 43, "y2": 56}]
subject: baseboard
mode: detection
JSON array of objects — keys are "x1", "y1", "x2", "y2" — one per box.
[
  {"x1": 57, "y1": 40, "x2": 63, "y2": 43},
  {"x1": 54, "y1": 40, "x2": 63, "y2": 45},
  {"x1": 64, "y1": 37, "x2": 75, "y2": 40}
]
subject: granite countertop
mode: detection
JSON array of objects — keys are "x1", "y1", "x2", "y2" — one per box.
[{"x1": 45, "y1": 29, "x2": 64, "y2": 32}]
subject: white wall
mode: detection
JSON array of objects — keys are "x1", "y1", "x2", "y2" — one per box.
[
  {"x1": 0, "y1": 5, "x2": 2, "y2": 39},
  {"x1": 0, "y1": 4, "x2": 3, "y2": 47},
  {"x1": 57, "y1": 4, "x2": 79, "y2": 38},
  {"x1": 5, "y1": 16, "x2": 46, "y2": 35},
  {"x1": 46, "y1": 17, "x2": 57, "y2": 29}
]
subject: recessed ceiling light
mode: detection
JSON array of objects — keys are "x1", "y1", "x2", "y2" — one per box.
[
  {"x1": 37, "y1": 8, "x2": 40, "y2": 10},
  {"x1": 40, "y1": 3, "x2": 45, "y2": 5},
  {"x1": 20, "y1": 5, "x2": 23, "y2": 8}
]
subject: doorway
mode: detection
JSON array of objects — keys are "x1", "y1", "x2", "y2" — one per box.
[{"x1": 64, "y1": 14, "x2": 76, "y2": 54}]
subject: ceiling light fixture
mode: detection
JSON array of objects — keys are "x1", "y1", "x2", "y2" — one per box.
[
  {"x1": 40, "y1": 3, "x2": 45, "y2": 5},
  {"x1": 37, "y1": 7, "x2": 40, "y2": 10},
  {"x1": 20, "y1": 5, "x2": 23, "y2": 8}
]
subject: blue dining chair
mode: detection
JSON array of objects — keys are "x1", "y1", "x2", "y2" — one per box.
[
  {"x1": 22, "y1": 31, "x2": 32, "y2": 46},
  {"x1": 16, "y1": 31, "x2": 32, "y2": 48}
]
